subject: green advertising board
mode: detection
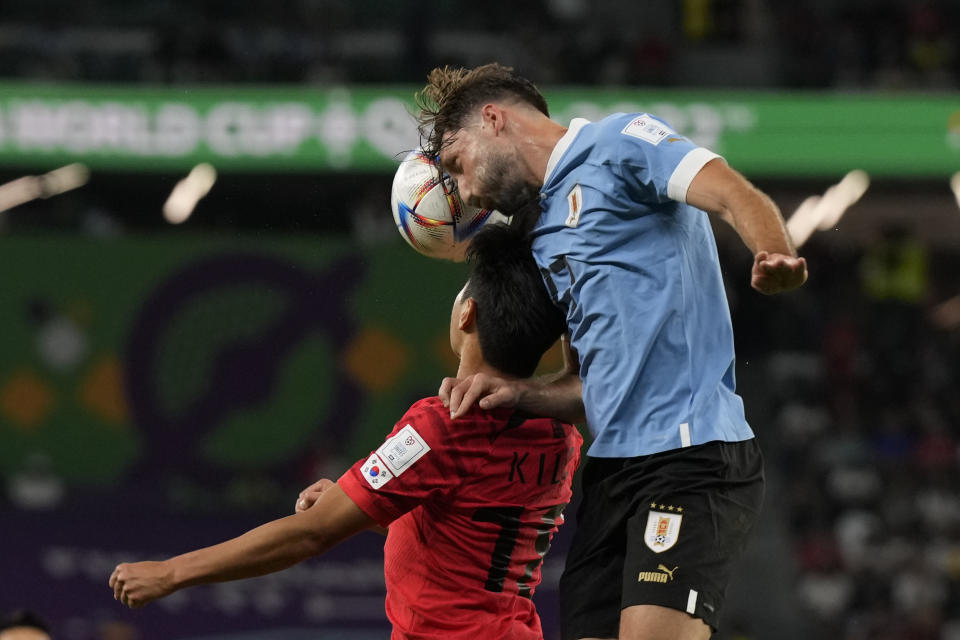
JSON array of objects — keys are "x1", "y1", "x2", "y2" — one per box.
[
  {"x1": 0, "y1": 235, "x2": 483, "y2": 487},
  {"x1": 0, "y1": 82, "x2": 957, "y2": 177}
]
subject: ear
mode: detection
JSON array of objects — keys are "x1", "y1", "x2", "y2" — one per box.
[
  {"x1": 458, "y1": 297, "x2": 477, "y2": 331},
  {"x1": 480, "y1": 103, "x2": 506, "y2": 134}
]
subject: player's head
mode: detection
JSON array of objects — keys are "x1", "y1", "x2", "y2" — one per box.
[
  {"x1": 0, "y1": 610, "x2": 51, "y2": 640},
  {"x1": 417, "y1": 63, "x2": 547, "y2": 215},
  {"x1": 450, "y1": 223, "x2": 566, "y2": 379}
]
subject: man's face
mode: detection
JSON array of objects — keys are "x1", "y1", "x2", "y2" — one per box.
[{"x1": 439, "y1": 129, "x2": 540, "y2": 215}]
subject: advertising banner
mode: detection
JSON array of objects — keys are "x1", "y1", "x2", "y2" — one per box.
[{"x1": 0, "y1": 83, "x2": 956, "y2": 177}]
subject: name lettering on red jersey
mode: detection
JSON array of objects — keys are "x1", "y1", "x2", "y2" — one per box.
[
  {"x1": 377, "y1": 424, "x2": 431, "y2": 476},
  {"x1": 508, "y1": 447, "x2": 577, "y2": 486}
]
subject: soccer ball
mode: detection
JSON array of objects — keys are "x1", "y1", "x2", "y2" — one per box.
[{"x1": 390, "y1": 149, "x2": 508, "y2": 261}]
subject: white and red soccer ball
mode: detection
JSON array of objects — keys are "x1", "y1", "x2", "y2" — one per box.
[{"x1": 390, "y1": 149, "x2": 508, "y2": 261}]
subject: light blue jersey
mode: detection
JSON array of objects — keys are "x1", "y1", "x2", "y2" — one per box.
[{"x1": 532, "y1": 113, "x2": 755, "y2": 458}]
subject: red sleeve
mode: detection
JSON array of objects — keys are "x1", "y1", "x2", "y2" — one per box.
[{"x1": 338, "y1": 399, "x2": 465, "y2": 528}]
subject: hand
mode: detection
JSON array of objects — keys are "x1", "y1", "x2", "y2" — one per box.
[
  {"x1": 110, "y1": 561, "x2": 174, "y2": 608},
  {"x1": 439, "y1": 373, "x2": 526, "y2": 419},
  {"x1": 751, "y1": 251, "x2": 808, "y2": 295},
  {"x1": 931, "y1": 296, "x2": 960, "y2": 331},
  {"x1": 296, "y1": 478, "x2": 335, "y2": 513}
]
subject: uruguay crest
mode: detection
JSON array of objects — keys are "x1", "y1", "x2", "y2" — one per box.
[{"x1": 644, "y1": 510, "x2": 683, "y2": 553}]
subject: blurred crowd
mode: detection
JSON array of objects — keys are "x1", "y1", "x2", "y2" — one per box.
[
  {"x1": 0, "y1": 0, "x2": 956, "y2": 89},
  {"x1": 740, "y1": 227, "x2": 960, "y2": 639}
]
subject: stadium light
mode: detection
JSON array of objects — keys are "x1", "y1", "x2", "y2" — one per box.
[
  {"x1": 951, "y1": 172, "x2": 960, "y2": 210},
  {"x1": 0, "y1": 163, "x2": 90, "y2": 214},
  {"x1": 163, "y1": 163, "x2": 217, "y2": 224},
  {"x1": 786, "y1": 170, "x2": 870, "y2": 247}
]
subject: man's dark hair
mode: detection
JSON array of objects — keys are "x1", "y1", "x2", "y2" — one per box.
[
  {"x1": 416, "y1": 63, "x2": 549, "y2": 161},
  {"x1": 0, "y1": 610, "x2": 51, "y2": 634},
  {"x1": 463, "y1": 223, "x2": 566, "y2": 378}
]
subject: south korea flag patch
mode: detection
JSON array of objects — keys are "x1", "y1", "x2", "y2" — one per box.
[
  {"x1": 644, "y1": 510, "x2": 683, "y2": 553},
  {"x1": 360, "y1": 453, "x2": 394, "y2": 490}
]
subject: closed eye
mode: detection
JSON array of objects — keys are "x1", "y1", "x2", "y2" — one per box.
[{"x1": 438, "y1": 149, "x2": 461, "y2": 179}]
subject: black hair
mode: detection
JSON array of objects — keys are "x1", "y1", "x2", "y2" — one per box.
[
  {"x1": 0, "y1": 610, "x2": 51, "y2": 634},
  {"x1": 463, "y1": 223, "x2": 567, "y2": 378},
  {"x1": 417, "y1": 63, "x2": 549, "y2": 161}
]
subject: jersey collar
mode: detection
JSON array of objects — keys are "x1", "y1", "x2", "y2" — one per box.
[{"x1": 543, "y1": 118, "x2": 590, "y2": 185}]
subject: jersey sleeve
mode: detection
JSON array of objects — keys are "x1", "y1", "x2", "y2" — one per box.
[
  {"x1": 612, "y1": 113, "x2": 722, "y2": 205},
  {"x1": 338, "y1": 401, "x2": 464, "y2": 528}
]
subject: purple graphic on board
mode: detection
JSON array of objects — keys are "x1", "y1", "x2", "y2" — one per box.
[{"x1": 124, "y1": 253, "x2": 364, "y2": 483}]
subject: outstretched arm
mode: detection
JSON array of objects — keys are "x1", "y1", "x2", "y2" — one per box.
[
  {"x1": 110, "y1": 483, "x2": 376, "y2": 608},
  {"x1": 296, "y1": 478, "x2": 388, "y2": 536},
  {"x1": 686, "y1": 158, "x2": 807, "y2": 294}
]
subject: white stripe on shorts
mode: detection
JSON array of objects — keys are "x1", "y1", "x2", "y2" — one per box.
[{"x1": 686, "y1": 589, "x2": 698, "y2": 614}]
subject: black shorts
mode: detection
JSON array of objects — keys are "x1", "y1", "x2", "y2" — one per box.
[{"x1": 559, "y1": 439, "x2": 764, "y2": 639}]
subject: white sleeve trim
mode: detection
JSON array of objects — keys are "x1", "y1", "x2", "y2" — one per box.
[{"x1": 666, "y1": 147, "x2": 722, "y2": 203}]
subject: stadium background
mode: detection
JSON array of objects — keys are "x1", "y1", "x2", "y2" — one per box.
[{"x1": 1, "y1": 1, "x2": 959, "y2": 638}]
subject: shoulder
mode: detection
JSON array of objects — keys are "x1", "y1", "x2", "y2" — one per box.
[
  {"x1": 396, "y1": 397, "x2": 497, "y2": 446},
  {"x1": 606, "y1": 113, "x2": 687, "y2": 159},
  {"x1": 561, "y1": 113, "x2": 633, "y2": 153},
  {"x1": 404, "y1": 396, "x2": 448, "y2": 419},
  {"x1": 561, "y1": 113, "x2": 676, "y2": 170},
  {"x1": 397, "y1": 397, "x2": 454, "y2": 440},
  {"x1": 589, "y1": 112, "x2": 669, "y2": 143}
]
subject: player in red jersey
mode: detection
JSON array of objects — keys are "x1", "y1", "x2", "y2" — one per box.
[{"x1": 109, "y1": 224, "x2": 583, "y2": 640}]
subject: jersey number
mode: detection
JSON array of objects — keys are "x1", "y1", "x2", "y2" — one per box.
[{"x1": 471, "y1": 503, "x2": 566, "y2": 597}]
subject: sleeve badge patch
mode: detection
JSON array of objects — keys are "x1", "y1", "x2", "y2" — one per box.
[
  {"x1": 376, "y1": 424, "x2": 431, "y2": 476},
  {"x1": 360, "y1": 453, "x2": 394, "y2": 490},
  {"x1": 565, "y1": 184, "x2": 583, "y2": 228},
  {"x1": 621, "y1": 115, "x2": 673, "y2": 146},
  {"x1": 644, "y1": 510, "x2": 683, "y2": 553}
]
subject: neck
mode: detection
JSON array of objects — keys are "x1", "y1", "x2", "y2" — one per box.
[
  {"x1": 455, "y1": 339, "x2": 508, "y2": 381},
  {"x1": 515, "y1": 111, "x2": 569, "y2": 187}
]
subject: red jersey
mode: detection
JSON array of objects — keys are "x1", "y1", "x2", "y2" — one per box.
[{"x1": 339, "y1": 397, "x2": 582, "y2": 640}]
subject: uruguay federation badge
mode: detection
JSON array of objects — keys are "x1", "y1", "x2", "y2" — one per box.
[{"x1": 644, "y1": 510, "x2": 683, "y2": 553}]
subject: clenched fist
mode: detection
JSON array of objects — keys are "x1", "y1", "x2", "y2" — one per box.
[{"x1": 109, "y1": 561, "x2": 174, "y2": 608}]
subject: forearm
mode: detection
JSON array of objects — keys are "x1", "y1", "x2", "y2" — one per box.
[
  {"x1": 519, "y1": 372, "x2": 585, "y2": 424},
  {"x1": 169, "y1": 514, "x2": 326, "y2": 590},
  {"x1": 687, "y1": 159, "x2": 796, "y2": 257},
  {"x1": 724, "y1": 187, "x2": 796, "y2": 257},
  {"x1": 111, "y1": 484, "x2": 374, "y2": 608}
]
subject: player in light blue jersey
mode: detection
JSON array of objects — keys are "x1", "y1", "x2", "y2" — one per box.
[{"x1": 417, "y1": 64, "x2": 807, "y2": 640}]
